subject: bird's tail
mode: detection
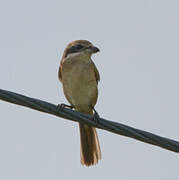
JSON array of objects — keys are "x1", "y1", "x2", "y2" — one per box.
[{"x1": 79, "y1": 109, "x2": 101, "y2": 166}]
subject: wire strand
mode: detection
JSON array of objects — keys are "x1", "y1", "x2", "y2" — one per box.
[{"x1": 0, "y1": 89, "x2": 179, "y2": 153}]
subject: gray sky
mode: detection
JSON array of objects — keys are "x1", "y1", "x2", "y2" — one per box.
[{"x1": 0, "y1": 0, "x2": 179, "y2": 179}]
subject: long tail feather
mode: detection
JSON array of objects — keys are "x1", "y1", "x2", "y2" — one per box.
[{"x1": 79, "y1": 123, "x2": 101, "y2": 166}]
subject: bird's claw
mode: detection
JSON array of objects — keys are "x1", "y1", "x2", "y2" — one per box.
[
  {"x1": 93, "y1": 111, "x2": 100, "y2": 126},
  {"x1": 90, "y1": 106, "x2": 100, "y2": 126},
  {"x1": 56, "y1": 103, "x2": 74, "y2": 112}
]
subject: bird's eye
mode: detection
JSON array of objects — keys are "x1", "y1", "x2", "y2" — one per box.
[
  {"x1": 75, "y1": 44, "x2": 84, "y2": 50},
  {"x1": 65, "y1": 44, "x2": 84, "y2": 57}
]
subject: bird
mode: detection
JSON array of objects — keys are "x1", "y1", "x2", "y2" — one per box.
[{"x1": 58, "y1": 40, "x2": 101, "y2": 166}]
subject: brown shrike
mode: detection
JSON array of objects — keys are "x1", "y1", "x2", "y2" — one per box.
[{"x1": 58, "y1": 40, "x2": 101, "y2": 166}]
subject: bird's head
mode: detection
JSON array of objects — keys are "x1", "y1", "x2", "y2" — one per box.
[{"x1": 62, "y1": 40, "x2": 100, "y2": 60}]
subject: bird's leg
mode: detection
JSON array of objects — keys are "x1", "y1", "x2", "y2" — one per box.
[
  {"x1": 91, "y1": 106, "x2": 100, "y2": 126},
  {"x1": 56, "y1": 103, "x2": 74, "y2": 112}
]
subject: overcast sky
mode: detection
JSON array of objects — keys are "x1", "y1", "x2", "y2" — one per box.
[{"x1": 0, "y1": 0, "x2": 179, "y2": 179}]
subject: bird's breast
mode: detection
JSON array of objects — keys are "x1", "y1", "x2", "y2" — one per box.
[{"x1": 61, "y1": 59, "x2": 98, "y2": 109}]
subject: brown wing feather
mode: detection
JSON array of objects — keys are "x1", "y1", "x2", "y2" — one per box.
[
  {"x1": 58, "y1": 64, "x2": 62, "y2": 82},
  {"x1": 91, "y1": 61, "x2": 100, "y2": 83}
]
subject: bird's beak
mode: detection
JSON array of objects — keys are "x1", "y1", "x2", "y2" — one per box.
[{"x1": 91, "y1": 46, "x2": 100, "y2": 53}]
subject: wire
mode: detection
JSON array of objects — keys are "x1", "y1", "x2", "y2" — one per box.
[{"x1": 0, "y1": 89, "x2": 179, "y2": 153}]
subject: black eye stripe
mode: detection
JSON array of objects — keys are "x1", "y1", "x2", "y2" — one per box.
[
  {"x1": 75, "y1": 44, "x2": 83, "y2": 49},
  {"x1": 65, "y1": 44, "x2": 84, "y2": 57}
]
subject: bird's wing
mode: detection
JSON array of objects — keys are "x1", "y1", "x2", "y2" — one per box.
[
  {"x1": 92, "y1": 61, "x2": 100, "y2": 83},
  {"x1": 58, "y1": 64, "x2": 62, "y2": 82}
]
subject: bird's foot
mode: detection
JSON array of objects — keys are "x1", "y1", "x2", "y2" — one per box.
[
  {"x1": 91, "y1": 106, "x2": 100, "y2": 126},
  {"x1": 56, "y1": 103, "x2": 74, "y2": 112}
]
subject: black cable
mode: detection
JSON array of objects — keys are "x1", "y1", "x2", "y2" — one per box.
[{"x1": 0, "y1": 89, "x2": 179, "y2": 153}]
